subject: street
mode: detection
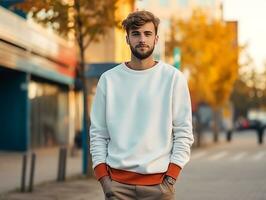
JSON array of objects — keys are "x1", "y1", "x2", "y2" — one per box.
[
  {"x1": 177, "y1": 130, "x2": 266, "y2": 200},
  {"x1": 2, "y1": 130, "x2": 266, "y2": 200}
]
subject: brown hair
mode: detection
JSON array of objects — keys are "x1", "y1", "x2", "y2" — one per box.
[{"x1": 122, "y1": 10, "x2": 160, "y2": 34}]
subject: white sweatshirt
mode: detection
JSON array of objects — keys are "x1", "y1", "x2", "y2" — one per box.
[{"x1": 90, "y1": 61, "x2": 194, "y2": 174}]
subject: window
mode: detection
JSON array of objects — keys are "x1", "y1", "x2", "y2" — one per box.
[
  {"x1": 160, "y1": 0, "x2": 169, "y2": 6},
  {"x1": 177, "y1": 0, "x2": 188, "y2": 7},
  {"x1": 136, "y1": 0, "x2": 150, "y2": 8},
  {"x1": 29, "y1": 81, "x2": 69, "y2": 148},
  {"x1": 196, "y1": 0, "x2": 215, "y2": 7}
]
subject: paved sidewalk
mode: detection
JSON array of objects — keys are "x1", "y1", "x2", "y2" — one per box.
[
  {"x1": 0, "y1": 177, "x2": 104, "y2": 200},
  {"x1": 0, "y1": 147, "x2": 82, "y2": 193}
]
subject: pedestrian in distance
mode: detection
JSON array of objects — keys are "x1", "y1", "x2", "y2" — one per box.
[{"x1": 90, "y1": 10, "x2": 194, "y2": 200}]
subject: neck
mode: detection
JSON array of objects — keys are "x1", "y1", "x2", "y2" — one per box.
[{"x1": 127, "y1": 55, "x2": 156, "y2": 70}]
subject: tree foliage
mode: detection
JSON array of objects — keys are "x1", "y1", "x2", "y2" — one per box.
[
  {"x1": 166, "y1": 10, "x2": 240, "y2": 109},
  {"x1": 15, "y1": 0, "x2": 120, "y2": 50},
  {"x1": 231, "y1": 59, "x2": 266, "y2": 118}
]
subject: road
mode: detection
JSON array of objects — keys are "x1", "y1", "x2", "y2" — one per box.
[{"x1": 177, "y1": 130, "x2": 266, "y2": 200}]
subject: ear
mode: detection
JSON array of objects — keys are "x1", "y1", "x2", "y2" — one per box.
[
  {"x1": 126, "y1": 35, "x2": 129, "y2": 44},
  {"x1": 155, "y1": 35, "x2": 159, "y2": 44}
]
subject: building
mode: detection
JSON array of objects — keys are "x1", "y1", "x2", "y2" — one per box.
[
  {"x1": 0, "y1": 0, "x2": 135, "y2": 152},
  {"x1": 0, "y1": 6, "x2": 80, "y2": 151},
  {"x1": 85, "y1": 0, "x2": 134, "y2": 63}
]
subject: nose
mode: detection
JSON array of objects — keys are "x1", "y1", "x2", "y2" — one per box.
[{"x1": 139, "y1": 33, "x2": 146, "y2": 43}]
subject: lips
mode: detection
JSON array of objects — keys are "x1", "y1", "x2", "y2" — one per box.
[{"x1": 137, "y1": 44, "x2": 149, "y2": 48}]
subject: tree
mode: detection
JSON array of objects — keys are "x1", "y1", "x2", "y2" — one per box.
[
  {"x1": 231, "y1": 57, "x2": 266, "y2": 118},
  {"x1": 14, "y1": 0, "x2": 121, "y2": 176},
  {"x1": 166, "y1": 10, "x2": 240, "y2": 142}
]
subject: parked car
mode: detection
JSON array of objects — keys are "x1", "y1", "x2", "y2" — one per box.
[{"x1": 235, "y1": 118, "x2": 262, "y2": 131}]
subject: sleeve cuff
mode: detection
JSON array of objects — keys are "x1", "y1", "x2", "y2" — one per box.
[
  {"x1": 94, "y1": 163, "x2": 109, "y2": 180},
  {"x1": 165, "y1": 163, "x2": 182, "y2": 180}
]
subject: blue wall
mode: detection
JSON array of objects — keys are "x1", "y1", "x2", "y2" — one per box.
[
  {"x1": 0, "y1": 0, "x2": 26, "y2": 18},
  {"x1": 85, "y1": 63, "x2": 118, "y2": 78},
  {"x1": 0, "y1": 68, "x2": 29, "y2": 151}
]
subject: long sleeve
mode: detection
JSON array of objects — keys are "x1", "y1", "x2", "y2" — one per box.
[
  {"x1": 89, "y1": 78, "x2": 110, "y2": 179},
  {"x1": 170, "y1": 72, "x2": 194, "y2": 169}
]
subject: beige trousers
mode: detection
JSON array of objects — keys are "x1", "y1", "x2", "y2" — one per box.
[{"x1": 106, "y1": 180, "x2": 175, "y2": 200}]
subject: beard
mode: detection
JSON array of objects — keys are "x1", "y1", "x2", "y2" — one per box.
[{"x1": 129, "y1": 42, "x2": 155, "y2": 60}]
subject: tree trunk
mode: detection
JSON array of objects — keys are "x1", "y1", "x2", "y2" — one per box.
[
  {"x1": 75, "y1": 0, "x2": 93, "y2": 177},
  {"x1": 80, "y1": 56, "x2": 93, "y2": 177},
  {"x1": 213, "y1": 108, "x2": 220, "y2": 143},
  {"x1": 194, "y1": 115, "x2": 202, "y2": 147}
]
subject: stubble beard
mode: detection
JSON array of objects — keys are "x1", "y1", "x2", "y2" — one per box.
[{"x1": 129, "y1": 42, "x2": 155, "y2": 60}]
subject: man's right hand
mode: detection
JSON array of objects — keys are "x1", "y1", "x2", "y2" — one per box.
[{"x1": 99, "y1": 176, "x2": 114, "y2": 198}]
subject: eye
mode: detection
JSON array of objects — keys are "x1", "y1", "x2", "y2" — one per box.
[
  {"x1": 131, "y1": 32, "x2": 140, "y2": 36},
  {"x1": 145, "y1": 32, "x2": 152, "y2": 36}
]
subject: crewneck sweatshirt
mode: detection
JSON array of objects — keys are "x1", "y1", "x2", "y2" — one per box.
[{"x1": 90, "y1": 61, "x2": 194, "y2": 185}]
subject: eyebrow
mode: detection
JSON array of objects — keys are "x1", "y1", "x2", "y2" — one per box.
[
  {"x1": 144, "y1": 31, "x2": 153, "y2": 34},
  {"x1": 131, "y1": 30, "x2": 153, "y2": 34},
  {"x1": 131, "y1": 31, "x2": 140, "y2": 34}
]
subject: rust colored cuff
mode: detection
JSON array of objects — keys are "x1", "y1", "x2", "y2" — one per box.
[
  {"x1": 165, "y1": 163, "x2": 182, "y2": 180},
  {"x1": 94, "y1": 163, "x2": 109, "y2": 180}
]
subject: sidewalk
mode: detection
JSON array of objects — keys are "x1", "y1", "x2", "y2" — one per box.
[
  {"x1": 0, "y1": 147, "x2": 82, "y2": 193},
  {"x1": 1, "y1": 177, "x2": 103, "y2": 200}
]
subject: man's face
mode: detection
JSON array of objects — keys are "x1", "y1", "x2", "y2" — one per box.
[{"x1": 127, "y1": 22, "x2": 158, "y2": 60}]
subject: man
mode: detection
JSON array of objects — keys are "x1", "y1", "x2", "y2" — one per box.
[{"x1": 90, "y1": 10, "x2": 194, "y2": 200}]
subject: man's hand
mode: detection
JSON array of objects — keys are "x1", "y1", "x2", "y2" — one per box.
[
  {"x1": 164, "y1": 175, "x2": 176, "y2": 185},
  {"x1": 99, "y1": 176, "x2": 114, "y2": 198}
]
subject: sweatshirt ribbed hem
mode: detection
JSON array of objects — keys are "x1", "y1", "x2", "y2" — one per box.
[
  {"x1": 94, "y1": 163, "x2": 109, "y2": 180},
  {"x1": 94, "y1": 163, "x2": 181, "y2": 185}
]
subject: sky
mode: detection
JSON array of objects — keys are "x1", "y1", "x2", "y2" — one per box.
[{"x1": 223, "y1": 0, "x2": 266, "y2": 72}]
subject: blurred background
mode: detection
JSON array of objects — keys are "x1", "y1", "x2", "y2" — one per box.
[{"x1": 0, "y1": 0, "x2": 265, "y2": 199}]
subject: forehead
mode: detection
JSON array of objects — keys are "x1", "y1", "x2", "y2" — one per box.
[{"x1": 129, "y1": 22, "x2": 155, "y2": 33}]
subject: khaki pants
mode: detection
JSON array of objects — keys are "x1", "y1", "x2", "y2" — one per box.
[{"x1": 106, "y1": 180, "x2": 175, "y2": 200}]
